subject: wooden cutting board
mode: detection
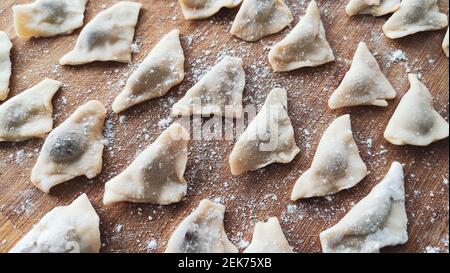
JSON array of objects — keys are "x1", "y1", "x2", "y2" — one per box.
[{"x1": 0, "y1": 0, "x2": 448, "y2": 253}]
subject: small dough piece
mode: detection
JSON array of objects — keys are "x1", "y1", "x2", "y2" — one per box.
[
  {"x1": 9, "y1": 194, "x2": 101, "y2": 253},
  {"x1": 165, "y1": 199, "x2": 238, "y2": 253},
  {"x1": 383, "y1": 0, "x2": 448, "y2": 39},
  {"x1": 229, "y1": 88, "x2": 300, "y2": 175},
  {"x1": 231, "y1": 0, "x2": 293, "y2": 42},
  {"x1": 320, "y1": 162, "x2": 408, "y2": 253},
  {"x1": 328, "y1": 42, "x2": 397, "y2": 109},
  {"x1": 346, "y1": 0, "x2": 400, "y2": 17},
  {"x1": 384, "y1": 74, "x2": 449, "y2": 146},
  {"x1": 172, "y1": 56, "x2": 245, "y2": 118},
  {"x1": 244, "y1": 217, "x2": 293, "y2": 253},
  {"x1": 103, "y1": 123, "x2": 189, "y2": 205},
  {"x1": 268, "y1": 0, "x2": 335, "y2": 72},
  {"x1": 291, "y1": 114, "x2": 368, "y2": 200},
  {"x1": 179, "y1": 0, "x2": 243, "y2": 20},
  {"x1": 59, "y1": 2, "x2": 142, "y2": 65},
  {"x1": 0, "y1": 79, "x2": 61, "y2": 142},
  {"x1": 112, "y1": 29, "x2": 185, "y2": 113},
  {"x1": 0, "y1": 32, "x2": 13, "y2": 101},
  {"x1": 31, "y1": 100, "x2": 106, "y2": 193},
  {"x1": 13, "y1": 0, "x2": 88, "y2": 38},
  {"x1": 443, "y1": 28, "x2": 449, "y2": 57}
]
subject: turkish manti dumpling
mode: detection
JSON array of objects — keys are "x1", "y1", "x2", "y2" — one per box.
[
  {"x1": 229, "y1": 88, "x2": 300, "y2": 175},
  {"x1": 291, "y1": 114, "x2": 368, "y2": 200},
  {"x1": 328, "y1": 42, "x2": 397, "y2": 109},
  {"x1": 179, "y1": 0, "x2": 243, "y2": 20},
  {"x1": 384, "y1": 74, "x2": 449, "y2": 146},
  {"x1": 443, "y1": 28, "x2": 449, "y2": 57},
  {"x1": 231, "y1": 0, "x2": 293, "y2": 42},
  {"x1": 0, "y1": 79, "x2": 61, "y2": 142},
  {"x1": 244, "y1": 217, "x2": 293, "y2": 253},
  {"x1": 165, "y1": 199, "x2": 238, "y2": 253},
  {"x1": 59, "y1": 2, "x2": 142, "y2": 65},
  {"x1": 0, "y1": 31, "x2": 12, "y2": 101},
  {"x1": 172, "y1": 56, "x2": 245, "y2": 118},
  {"x1": 346, "y1": 0, "x2": 400, "y2": 17},
  {"x1": 112, "y1": 29, "x2": 185, "y2": 113},
  {"x1": 103, "y1": 123, "x2": 189, "y2": 205},
  {"x1": 9, "y1": 194, "x2": 101, "y2": 253},
  {"x1": 31, "y1": 100, "x2": 106, "y2": 193},
  {"x1": 13, "y1": 0, "x2": 88, "y2": 38},
  {"x1": 268, "y1": 0, "x2": 335, "y2": 72},
  {"x1": 320, "y1": 162, "x2": 408, "y2": 253},
  {"x1": 383, "y1": 0, "x2": 448, "y2": 39}
]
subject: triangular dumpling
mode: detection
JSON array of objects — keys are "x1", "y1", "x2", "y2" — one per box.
[
  {"x1": 443, "y1": 28, "x2": 449, "y2": 57},
  {"x1": 383, "y1": 0, "x2": 448, "y2": 39},
  {"x1": 268, "y1": 0, "x2": 335, "y2": 72},
  {"x1": 9, "y1": 194, "x2": 101, "y2": 253},
  {"x1": 179, "y1": 0, "x2": 243, "y2": 20},
  {"x1": 230, "y1": 0, "x2": 293, "y2": 42},
  {"x1": 0, "y1": 31, "x2": 12, "y2": 101},
  {"x1": 320, "y1": 162, "x2": 408, "y2": 253},
  {"x1": 346, "y1": 0, "x2": 400, "y2": 17},
  {"x1": 243, "y1": 217, "x2": 293, "y2": 253},
  {"x1": 165, "y1": 199, "x2": 238, "y2": 253},
  {"x1": 0, "y1": 79, "x2": 61, "y2": 142},
  {"x1": 13, "y1": 0, "x2": 88, "y2": 38},
  {"x1": 172, "y1": 56, "x2": 245, "y2": 118},
  {"x1": 31, "y1": 100, "x2": 106, "y2": 193},
  {"x1": 103, "y1": 123, "x2": 189, "y2": 205},
  {"x1": 229, "y1": 88, "x2": 300, "y2": 175},
  {"x1": 384, "y1": 74, "x2": 449, "y2": 146},
  {"x1": 59, "y1": 2, "x2": 142, "y2": 65},
  {"x1": 328, "y1": 42, "x2": 397, "y2": 109},
  {"x1": 112, "y1": 30, "x2": 185, "y2": 113},
  {"x1": 291, "y1": 114, "x2": 368, "y2": 200}
]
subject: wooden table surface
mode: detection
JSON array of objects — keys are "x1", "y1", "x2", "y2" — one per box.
[{"x1": 0, "y1": 0, "x2": 448, "y2": 253}]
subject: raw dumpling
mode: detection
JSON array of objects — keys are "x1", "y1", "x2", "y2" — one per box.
[
  {"x1": 328, "y1": 42, "x2": 396, "y2": 109},
  {"x1": 112, "y1": 29, "x2": 185, "y2": 113},
  {"x1": 31, "y1": 100, "x2": 106, "y2": 193},
  {"x1": 9, "y1": 194, "x2": 101, "y2": 253},
  {"x1": 179, "y1": 0, "x2": 243, "y2": 20},
  {"x1": 0, "y1": 79, "x2": 61, "y2": 142},
  {"x1": 268, "y1": 0, "x2": 335, "y2": 72},
  {"x1": 443, "y1": 28, "x2": 449, "y2": 57},
  {"x1": 103, "y1": 123, "x2": 189, "y2": 205},
  {"x1": 384, "y1": 74, "x2": 449, "y2": 146},
  {"x1": 0, "y1": 32, "x2": 12, "y2": 101},
  {"x1": 320, "y1": 162, "x2": 408, "y2": 253},
  {"x1": 243, "y1": 217, "x2": 293, "y2": 253},
  {"x1": 291, "y1": 114, "x2": 368, "y2": 200},
  {"x1": 383, "y1": 0, "x2": 448, "y2": 39},
  {"x1": 346, "y1": 0, "x2": 400, "y2": 17},
  {"x1": 165, "y1": 199, "x2": 238, "y2": 253},
  {"x1": 230, "y1": 0, "x2": 293, "y2": 42},
  {"x1": 172, "y1": 56, "x2": 245, "y2": 118},
  {"x1": 229, "y1": 88, "x2": 300, "y2": 175},
  {"x1": 13, "y1": 0, "x2": 88, "y2": 38},
  {"x1": 59, "y1": 2, "x2": 142, "y2": 65}
]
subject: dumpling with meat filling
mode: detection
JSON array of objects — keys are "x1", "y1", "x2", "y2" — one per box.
[
  {"x1": 443, "y1": 28, "x2": 449, "y2": 57},
  {"x1": 244, "y1": 217, "x2": 293, "y2": 253},
  {"x1": 0, "y1": 31, "x2": 12, "y2": 101},
  {"x1": 179, "y1": 0, "x2": 243, "y2": 20},
  {"x1": 346, "y1": 0, "x2": 400, "y2": 17}
]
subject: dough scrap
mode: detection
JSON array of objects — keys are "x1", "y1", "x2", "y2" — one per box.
[
  {"x1": 268, "y1": 0, "x2": 334, "y2": 72},
  {"x1": 59, "y1": 2, "x2": 142, "y2": 65},
  {"x1": 31, "y1": 100, "x2": 106, "y2": 193},
  {"x1": 291, "y1": 114, "x2": 368, "y2": 200},
  {"x1": 346, "y1": 0, "x2": 400, "y2": 16},
  {"x1": 103, "y1": 123, "x2": 189, "y2": 205},
  {"x1": 244, "y1": 217, "x2": 293, "y2": 253},
  {"x1": 179, "y1": 0, "x2": 243, "y2": 20},
  {"x1": 320, "y1": 162, "x2": 408, "y2": 253},
  {"x1": 0, "y1": 79, "x2": 61, "y2": 142},
  {"x1": 165, "y1": 199, "x2": 238, "y2": 253},
  {"x1": 443, "y1": 28, "x2": 449, "y2": 57},
  {"x1": 384, "y1": 74, "x2": 449, "y2": 146},
  {"x1": 328, "y1": 42, "x2": 397, "y2": 109},
  {"x1": 0, "y1": 31, "x2": 12, "y2": 101},
  {"x1": 9, "y1": 194, "x2": 101, "y2": 253},
  {"x1": 229, "y1": 88, "x2": 300, "y2": 175},
  {"x1": 231, "y1": 0, "x2": 293, "y2": 42}
]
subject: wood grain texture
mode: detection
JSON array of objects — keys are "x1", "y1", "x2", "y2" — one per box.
[{"x1": 0, "y1": 0, "x2": 448, "y2": 253}]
